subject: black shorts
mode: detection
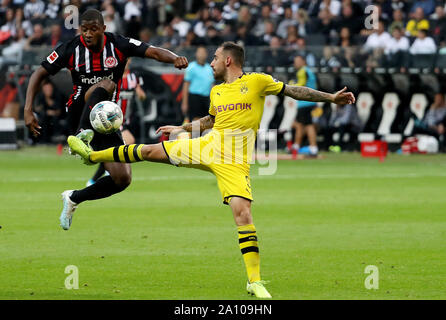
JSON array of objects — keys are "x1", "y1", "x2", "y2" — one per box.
[
  {"x1": 188, "y1": 93, "x2": 210, "y2": 120},
  {"x1": 296, "y1": 106, "x2": 315, "y2": 125},
  {"x1": 66, "y1": 99, "x2": 124, "y2": 151}
]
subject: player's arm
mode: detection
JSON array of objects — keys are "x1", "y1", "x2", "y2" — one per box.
[
  {"x1": 283, "y1": 85, "x2": 355, "y2": 105},
  {"x1": 181, "y1": 114, "x2": 215, "y2": 132},
  {"x1": 24, "y1": 66, "x2": 50, "y2": 136},
  {"x1": 156, "y1": 115, "x2": 215, "y2": 137},
  {"x1": 181, "y1": 81, "x2": 190, "y2": 116},
  {"x1": 135, "y1": 84, "x2": 146, "y2": 101},
  {"x1": 144, "y1": 46, "x2": 188, "y2": 69}
]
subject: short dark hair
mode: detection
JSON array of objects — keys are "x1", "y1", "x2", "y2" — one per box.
[
  {"x1": 80, "y1": 9, "x2": 104, "y2": 25},
  {"x1": 220, "y1": 41, "x2": 245, "y2": 67}
]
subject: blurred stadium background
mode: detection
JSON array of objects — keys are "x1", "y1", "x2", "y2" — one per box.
[
  {"x1": 1, "y1": 0, "x2": 446, "y2": 300},
  {"x1": 1, "y1": 0, "x2": 446, "y2": 153}
]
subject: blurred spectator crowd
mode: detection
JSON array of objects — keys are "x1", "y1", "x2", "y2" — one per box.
[{"x1": 2, "y1": 0, "x2": 446, "y2": 69}]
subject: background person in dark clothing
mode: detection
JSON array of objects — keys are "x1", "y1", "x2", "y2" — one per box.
[{"x1": 35, "y1": 80, "x2": 64, "y2": 143}]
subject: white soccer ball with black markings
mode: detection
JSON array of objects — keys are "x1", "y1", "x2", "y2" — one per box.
[{"x1": 89, "y1": 101, "x2": 123, "y2": 134}]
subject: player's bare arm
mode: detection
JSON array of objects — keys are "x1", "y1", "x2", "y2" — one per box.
[
  {"x1": 284, "y1": 85, "x2": 355, "y2": 105},
  {"x1": 181, "y1": 81, "x2": 190, "y2": 115},
  {"x1": 182, "y1": 114, "x2": 215, "y2": 132},
  {"x1": 145, "y1": 46, "x2": 188, "y2": 69},
  {"x1": 24, "y1": 66, "x2": 50, "y2": 136},
  {"x1": 156, "y1": 115, "x2": 215, "y2": 137},
  {"x1": 135, "y1": 84, "x2": 147, "y2": 101}
]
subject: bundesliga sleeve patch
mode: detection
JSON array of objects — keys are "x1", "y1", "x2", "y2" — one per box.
[
  {"x1": 47, "y1": 51, "x2": 59, "y2": 64},
  {"x1": 129, "y1": 38, "x2": 142, "y2": 46}
]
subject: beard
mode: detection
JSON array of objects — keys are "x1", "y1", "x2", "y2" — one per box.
[{"x1": 213, "y1": 69, "x2": 224, "y2": 81}]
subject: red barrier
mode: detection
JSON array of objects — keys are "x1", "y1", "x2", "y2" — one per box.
[{"x1": 361, "y1": 141, "x2": 388, "y2": 161}]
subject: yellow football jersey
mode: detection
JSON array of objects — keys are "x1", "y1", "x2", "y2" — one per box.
[{"x1": 207, "y1": 72, "x2": 285, "y2": 165}]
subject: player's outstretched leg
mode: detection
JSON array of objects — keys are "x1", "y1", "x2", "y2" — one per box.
[
  {"x1": 230, "y1": 197, "x2": 272, "y2": 298},
  {"x1": 59, "y1": 80, "x2": 118, "y2": 230},
  {"x1": 68, "y1": 136, "x2": 169, "y2": 164},
  {"x1": 60, "y1": 190, "x2": 78, "y2": 230}
]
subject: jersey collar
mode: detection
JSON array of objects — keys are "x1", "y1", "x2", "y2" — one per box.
[{"x1": 223, "y1": 72, "x2": 246, "y2": 85}]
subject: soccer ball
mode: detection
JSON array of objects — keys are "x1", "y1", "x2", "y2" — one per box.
[{"x1": 89, "y1": 101, "x2": 123, "y2": 134}]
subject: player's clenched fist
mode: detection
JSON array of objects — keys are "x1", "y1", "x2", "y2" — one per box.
[{"x1": 174, "y1": 56, "x2": 188, "y2": 70}]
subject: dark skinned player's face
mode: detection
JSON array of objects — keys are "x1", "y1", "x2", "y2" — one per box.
[{"x1": 80, "y1": 20, "x2": 105, "y2": 50}]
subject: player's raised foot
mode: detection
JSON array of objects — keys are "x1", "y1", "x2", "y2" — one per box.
[
  {"x1": 246, "y1": 281, "x2": 272, "y2": 298},
  {"x1": 67, "y1": 136, "x2": 94, "y2": 165},
  {"x1": 76, "y1": 129, "x2": 94, "y2": 148},
  {"x1": 60, "y1": 190, "x2": 78, "y2": 230}
]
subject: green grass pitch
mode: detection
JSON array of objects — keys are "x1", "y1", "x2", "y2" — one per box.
[{"x1": 1, "y1": 146, "x2": 445, "y2": 299}]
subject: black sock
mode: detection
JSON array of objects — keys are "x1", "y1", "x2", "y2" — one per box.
[
  {"x1": 91, "y1": 163, "x2": 106, "y2": 182},
  {"x1": 70, "y1": 176, "x2": 127, "y2": 204},
  {"x1": 78, "y1": 87, "x2": 112, "y2": 130}
]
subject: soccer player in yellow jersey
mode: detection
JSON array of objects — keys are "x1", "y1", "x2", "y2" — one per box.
[{"x1": 68, "y1": 42, "x2": 355, "y2": 298}]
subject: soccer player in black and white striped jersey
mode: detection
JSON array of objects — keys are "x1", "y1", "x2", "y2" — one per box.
[{"x1": 24, "y1": 9, "x2": 188, "y2": 230}]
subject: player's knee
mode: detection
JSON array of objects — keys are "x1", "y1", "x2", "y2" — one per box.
[
  {"x1": 112, "y1": 173, "x2": 132, "y2": 190},
  {"x1": 98, "y1": 78, "x2": 116, "y2": 94},
  {"x1": 235, "y1": 207, "x2": 253, "y2": 225}
]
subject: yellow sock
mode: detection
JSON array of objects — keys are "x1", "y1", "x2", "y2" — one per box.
[
  {"x1": 90, "y1": 144, "x2": 144, "y2": 163},
  {"x1": 238, "y1": 224, "x2": 261, "y2": 283}
]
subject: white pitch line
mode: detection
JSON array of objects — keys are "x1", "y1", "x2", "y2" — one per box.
[{"x1": 2, "y1": 172, "x2": 446, "y2": 183}]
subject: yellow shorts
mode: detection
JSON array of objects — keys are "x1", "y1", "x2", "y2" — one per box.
[{"x1": 162, "y1": 135, "x2": 253, "y2": 205}]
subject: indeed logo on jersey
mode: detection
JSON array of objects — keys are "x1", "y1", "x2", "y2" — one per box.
[
  {"x1": 80, "y1": 74, "x2": 114, "y2": 85},
  {"x1": 215, "y1": 103, "x2": 252, "y2": 113}
]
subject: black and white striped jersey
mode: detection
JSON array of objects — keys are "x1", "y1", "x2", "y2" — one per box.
[{"x1": 41, "y1": 32, "x2": 149, "y2": 108}]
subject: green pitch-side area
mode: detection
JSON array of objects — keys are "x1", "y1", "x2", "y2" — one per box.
[{"x1": 1, "y1": 146, "x2": 445, "y2": 300}]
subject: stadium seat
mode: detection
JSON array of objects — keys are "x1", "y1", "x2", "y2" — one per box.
[
  {"x1": 403, "y1": 93, "x2": 429, "y2": 136},
  {"x1": 356, "y1": 92, "x2": 374, "y2": 130},
  {"x1": 435, "y1": 54, "x2": 446, "y2": 68},
  {"x1": 278, "y1": 95, "x2": 297, "y2": 132},
  {"x1": 20, "y1": 50, "x2": 36, "y2": 66},
  {"x1": 419, "y1": 74, "x2": 440, "y2": 96},
  {"x1": 377, "y1": 92, "x2": 400, "y2": 136},
  {"x1": 0, "y1": 118, "x2": 17, "y2": 150},
  {"x1": 338, "y1": 73, "x2": 359, "y2": 94},
  {"x1": 259, "y1": 95, "x2": 280, "y2": 151},
  {"x1": 306, "y1": 33, "x2": 326, "y2": 46},
  {"x1": 391, "y1": 73, "x2": 410, "y2": 96},
  {"x1": 410, "y1": 54, "x2": 436, "y2": 69},
  {"x1": 260, "y1": 95, "x2": 280, "y2": 130},
  {"x1": 317, "y1": 73, "x2": 336, "y2": 93}
]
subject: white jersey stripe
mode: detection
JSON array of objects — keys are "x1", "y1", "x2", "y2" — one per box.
[
  {"x1": 103, "y1": 46, "x2": 108, "y2": 71},
  {"x1": 110, "y1": 42, "x2": 116, "y2": 59},
  {"x1": 75, "y1": 46, "x2": 79, "y2": 72},
  {"x1": 85, "y1": 48, "x2": 90, "y2": 73}
]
